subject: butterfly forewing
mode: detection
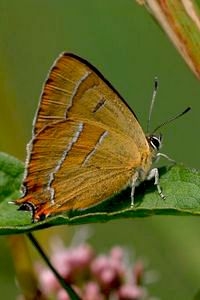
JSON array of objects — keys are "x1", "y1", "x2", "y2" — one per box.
[{"x1": 35, "y1": 53, "x2": 147, "y2": 145}]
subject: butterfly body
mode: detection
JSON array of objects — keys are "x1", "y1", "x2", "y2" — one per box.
[{"x1": 15, "y1": 53, "x2": 161, "y2": 222}]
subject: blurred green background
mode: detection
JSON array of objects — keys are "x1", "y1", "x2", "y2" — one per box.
[{"x1": 0, "y1": 0, "x2": 200, "y2": 299}]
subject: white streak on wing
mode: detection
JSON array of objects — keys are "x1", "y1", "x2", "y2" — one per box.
[
  {"x1": 20, "y1": 139, "x2": 33, "y2": 196},
  {"x1": 48, "y1": 122, "x2": 84, "y2": 203},
  {"x1": 82, "y1": 131, "x2": 108, "y2": 167},
  {"x1": 66, "y1": 71, "x2": 91, "y2": 113},
  {"x1": 32, "y1": 70, "x2": 91, "y2": 134}
]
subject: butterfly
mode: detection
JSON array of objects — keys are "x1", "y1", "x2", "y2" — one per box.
[{"x1": 15, "y1": 53, "x2": 189, "y2": 222}]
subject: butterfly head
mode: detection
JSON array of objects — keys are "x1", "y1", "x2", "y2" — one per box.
[{"x1": 147, "y1": 133, "x2": 162, "y2": 151}]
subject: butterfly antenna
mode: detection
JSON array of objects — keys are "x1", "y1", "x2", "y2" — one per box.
[
  {"x1": 153, "y1": 107, "x2": 191, "y2": 133},
  {"x1": 147, "y1": 77, "x2": 158, "y2": 133}
]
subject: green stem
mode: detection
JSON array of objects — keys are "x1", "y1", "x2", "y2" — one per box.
[{"x1": 27, "y1": 232, "x2": 81, "y2": 300}]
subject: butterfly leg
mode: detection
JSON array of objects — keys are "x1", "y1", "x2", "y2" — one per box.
[
  {"x1": 130, "y1": 172, "x2": 139, "y2": 207},
  {"x1": 155, "y1": 152, "x2": 176, "y2": 164},
  {"x1": 147, "y1": 168, "x2": 165, "y2": 199}
]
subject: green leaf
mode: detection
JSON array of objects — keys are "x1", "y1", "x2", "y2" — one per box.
[{"x1": 0, "y1": 151, "x2": 200, "y2": 235}]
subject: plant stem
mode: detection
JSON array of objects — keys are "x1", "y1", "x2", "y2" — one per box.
[{"x1": 27, "y1": 232, "x2": 81, "y2": 300}]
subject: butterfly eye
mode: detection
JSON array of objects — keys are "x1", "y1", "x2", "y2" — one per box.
[{"x1": 149, "y1": 135, "x2": 162, "y2": 151}]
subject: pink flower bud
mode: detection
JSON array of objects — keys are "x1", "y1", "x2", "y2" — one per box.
[
  {"x1": 38, "y1": 268, "x2": 60, "y2": 294},
  {"x1": 57, "y1": 289, "x2": 72, "y2": 300},
  {"x1": 110, "y1": 246, "x2": 124, "y2": 262},
  {"x1": 83, "y1": 282, "x2": 104, "y2": 300},
  {"x1": 118, "y1": 284, "x2": 145, "y2": 300},
  {"x1": 57, "y1": 286, "x2": 82, "y2": 300}
]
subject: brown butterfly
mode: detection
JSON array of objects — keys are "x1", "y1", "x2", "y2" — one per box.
[{"x1": 15, "y1": 53, "x2": 190, "y2": 222}]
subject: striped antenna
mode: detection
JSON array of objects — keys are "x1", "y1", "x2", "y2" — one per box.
[
  {"x1": 153, "y1": 106, "x2": 191, "y2": 133},
  {"x1": 147, "y1": 77, "x2": 158, "y2": 133}
]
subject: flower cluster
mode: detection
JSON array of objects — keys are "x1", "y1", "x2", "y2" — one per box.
[{"x1": 35, "y1": 240, "x2": 154, "y2": 300}]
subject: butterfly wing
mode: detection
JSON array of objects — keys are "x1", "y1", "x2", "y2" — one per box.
[
  {"x1": 16, "y1": 53, "x2": 151, "y2": 220},
  {"x1": 34, "y1": 53, "x2": 147, "y2": 149},
  {"x1": 16, "y1": 118, "x2": 143, "y2": 218}
]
